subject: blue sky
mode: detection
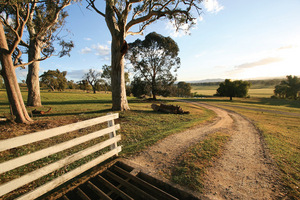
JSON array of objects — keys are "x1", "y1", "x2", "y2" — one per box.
[{"x1": 15, "y1": 0, "x2": 300, "y2": 82}]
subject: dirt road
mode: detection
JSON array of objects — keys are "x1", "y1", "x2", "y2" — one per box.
[{"x1": 126, "y1": 102, "x2": 279, "y2": 199}]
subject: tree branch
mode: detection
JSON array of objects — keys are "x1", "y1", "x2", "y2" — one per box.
[
  {"x1": 37, "y1": 1, "x2": 71, "y2": 38},
  {"x1": 126, "y1": 0, "x2": 200, "y2": 35},
  {"x1": 14, "y1": 56, "x2": 48, "y2": 69},
  {"x1": 9, "y1": 3, "x2": 31, "y2": 55},
  {"x1": 86, "y1": 0, "x2": 105, "y2": 17}
]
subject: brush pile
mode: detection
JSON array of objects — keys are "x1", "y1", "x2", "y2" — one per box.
[{"x1": 151, "y1": 103, "x2": 190, "y2": 114}]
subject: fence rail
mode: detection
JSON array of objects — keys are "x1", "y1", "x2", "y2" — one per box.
[{"x1": 0, "y1": 113, "x2": 121, "y2": 200}]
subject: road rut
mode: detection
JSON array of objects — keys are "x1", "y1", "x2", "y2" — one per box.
[{"x1": 126, "y1": 102, "x2": 278, "y2": 199}]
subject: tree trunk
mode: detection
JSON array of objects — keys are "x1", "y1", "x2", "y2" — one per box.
[
  {"x1": 230, "y1": 96, "x2": 233, "y2": 101},
  {"x1": 110, "y1": 37, "x2": 130, "y2": 111},
  {"x1": 26, "y1": 39, "x2": 42, "y2": 107},
  {"x1": 0, "y1": 24, "x2": 32, "y2": 123},
  {"x1": 152, "y1": 77, "x2": 157, "y2": 100},
  {"x1": 105, "y1": 1, "x2": 130, "y2": 111}
]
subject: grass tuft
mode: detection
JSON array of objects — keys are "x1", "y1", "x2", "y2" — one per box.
[{"x1": 171, "y1": 132, "x2": 230, "y2": 192}]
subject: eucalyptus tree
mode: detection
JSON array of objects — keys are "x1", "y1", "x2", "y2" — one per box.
[
  {"x1": 216, "y1": 79, "x2": 251, "y2": 101},
  {"x1": 0, "y1": 2, "x2": 33, "y2": 123},
  {"x1": 86, "y1": 0, "x2": 203, "y2": 110},
  {"x1": 127, "y1": 32, "x2": 180, "y2": 100},
  {"x1": 177, "y1": 81, "x2": 191, "y2": 97},
  {"x1": 24, "y1": 0, "x2": 75, "y2": 106},
  {"x1": 40, "y1": 69, "x2": 68, "y2": 91},
  {"x1": 1, "y1": 0, "x2": 75, "y2": 107},
  {"x1": 274, "y1": 75, "x2": 300, "y2": 99}
]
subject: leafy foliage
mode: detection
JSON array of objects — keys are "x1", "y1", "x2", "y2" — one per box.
[
  {"x1": 77, "y1": 80, "x2": 92, "y2": 91},
  {"x1": 130, "y1": 77, "x2": 150, "y2": 98},
  {"x1": 177, "y1": 81, "x2": 192, "y2": 97},
  {"x1": 0, "y1": 1, "x2": 75, "y2": 66},
  {"x1": 40, "y1": 69, "x2": 68, "y2": 91},
  {"x1": 86, "y1": 0, "x2": 203, "y2": 110},
  {"x1": 101, "y1": 64, "x2": 130, "y2": 87},
  {"x1": 274, "y1": 75, "x2": 300, "y2": 99},
  {"x1": 127, "y1": 32, "x2": 180, "y2": 100},
  {"x1": 216, "y1": 79, "x2": 251, "y2": 100}
]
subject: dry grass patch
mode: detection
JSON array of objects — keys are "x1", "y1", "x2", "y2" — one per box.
[{"x1": 171, "y1": 132, "x2": 230, "y2": 192}]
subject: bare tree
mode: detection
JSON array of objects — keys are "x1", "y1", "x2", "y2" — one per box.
[
  {"x1": 83, "y1": 69, "x2": 103, "y2": 94},
  {"x1": 86, "y1": 0, "x2": 202, "y2": 111}
]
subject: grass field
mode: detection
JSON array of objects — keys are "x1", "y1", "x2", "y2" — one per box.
[
  {"x1": 191, "y1": 85, "x2": 274, "y2": 98},
  {"x1": 1, "y1": 88, "x2": 299, "y2": 199},
  {"x1": 186, "y1": 96, "x2": 300, "y2": 198},
  {"x1": 0, "y1": 89, "x2": 215, "y2": 199}
]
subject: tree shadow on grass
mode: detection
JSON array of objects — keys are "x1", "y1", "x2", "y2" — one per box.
[
  {"x1": 42, "y1": 99, "x2": 112, "y2": 105},
  {"x1": 32, "y1": 108, "x2": 113, "y2": 118}
]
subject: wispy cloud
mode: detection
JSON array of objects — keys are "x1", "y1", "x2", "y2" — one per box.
[
  {"x1": 203, "y1": 0, "x2": 224, "y2": 13},
  {"x1": 79, "y1": 43, "x2": 110, "y2": 58},
  {"x1": 91, "y1": 44, "x2": 110, "y2": 56},
  {"x1": 84, "y1": 37, "x2": 92, "y2": 41},
  {"x1": 225, "y1": 57, "x2": 283, "y2": 78},
  {"x1": 80, "y1": 47, "x2": 92, "y2": 54},
  {"x1": 234, "y1": 57, "x2": 283, "y2": 69},
  {"x1": 277, "y1": 45, "x2": 294, "y2": 50}
]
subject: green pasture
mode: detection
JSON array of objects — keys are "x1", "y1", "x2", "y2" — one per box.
[
  {"x1": 0, "y1": 89, "x2": 215, "y2": 199},
  {"x1": 191, "y1": 85, "x2": 274, "y2": 98},
  {"x1": 1, "y1": 88, "x2": 299, "y2": 199}
]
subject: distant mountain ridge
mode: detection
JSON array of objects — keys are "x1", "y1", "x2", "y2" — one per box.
[
  {"x1": 184, "y1": 79, "x2": 224, "y2": 83},
  {"x1": 182, "y1": 76, "x2": 295, "y2": 84}
]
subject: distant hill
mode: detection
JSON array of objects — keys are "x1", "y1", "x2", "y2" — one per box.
[
  {"x1": 186, "y1": 78, "x2": 224, "y2": 83},
  {"x1": 188, "y1": 77, "x2": 286, "y2": 88}
]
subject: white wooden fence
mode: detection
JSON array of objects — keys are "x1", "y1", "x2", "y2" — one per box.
[{"x1": 0, "y1": 113, "x2": 121, "y2": 200}]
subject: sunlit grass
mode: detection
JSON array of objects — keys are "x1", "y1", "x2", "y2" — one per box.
[
  {"x1": 171, "y1": 132, "x2": 230, "y2": 192},
  {"x1": 119, "y1": 102, "x2": 215, "y2": 154},
  {"x1": 187, "y1": 97, "x2": 300, "y2": 199},
  {"x1": 0, "y1": 90, "x2": 215, "y2": 199},
  {"x1": 191, "y1": 85, "x2": 275, "y2": 98}
]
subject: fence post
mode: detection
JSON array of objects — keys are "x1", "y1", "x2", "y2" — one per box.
[{"x1": 107, "y1": 113, "x2": 118, "y2": 155}]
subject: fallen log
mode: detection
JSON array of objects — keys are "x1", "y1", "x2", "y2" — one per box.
[{"x1": 151, "y1": 103, "x2": 190, "y2": 114}]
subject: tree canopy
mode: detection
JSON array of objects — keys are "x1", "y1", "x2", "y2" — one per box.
[
  {"x1": 127, "y1": 32, "x2": 180, "y2": 100},
  {"x1": 274, "y1": 75, "x2": 300, "y2": 99},
  {"x1": 177, "y1": 81, "x2": 191, "y2": 97},
  {"x1": 216, "y1": 79, "x2": 251, "y2": 100},
  {"x1": 1, "y1": 0, "x2": 75, "y2": 107},
  {"x1": 40, "y1": 69, "x2": 68, "y2": 91},
  {"x1": 86, "y1": 0, "x2": 203, "y2": 110}
]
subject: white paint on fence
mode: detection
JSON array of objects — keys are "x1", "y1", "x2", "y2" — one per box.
[{"x1": 0, "y1": 113, "x2": 121, "y2": 199}]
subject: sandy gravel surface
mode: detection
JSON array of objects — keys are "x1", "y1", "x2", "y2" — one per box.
[{"x1": 125, "y1": 101, "x2": 280, "y2": 199}]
